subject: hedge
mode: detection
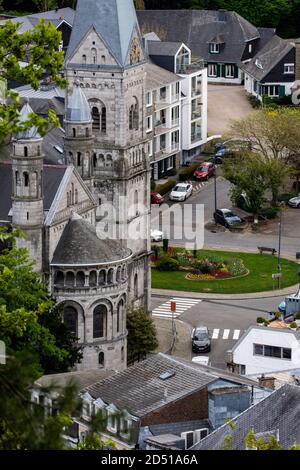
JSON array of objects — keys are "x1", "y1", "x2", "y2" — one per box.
[
  {"x1": 178, "y1": 164, "x2": 198, "y2": 182},
  {"x1": 155, "y1": 179, "x2": 176, "y2": 195}
]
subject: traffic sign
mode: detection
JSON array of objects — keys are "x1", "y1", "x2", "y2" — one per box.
[{"x1": 170, "y1": 301, "x2": 176, "y2": 313}]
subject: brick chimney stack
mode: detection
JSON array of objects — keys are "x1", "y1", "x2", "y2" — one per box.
[{"x1": 258, "y1": 374, "x2": 276, "y2": 390}]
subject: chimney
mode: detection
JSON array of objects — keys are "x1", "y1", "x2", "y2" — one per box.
[
  {"x1": 258, "y1": 374, "x2": 276, "y2": 390},
  {"x1": 295, "y1": 39, "x2": 300, "y2": 81}
]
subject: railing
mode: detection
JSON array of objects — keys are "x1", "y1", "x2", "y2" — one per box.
[
  {"x1": 191, "y1": 132, "x2": 202, "y2": 143},
  {"x1": 191, "y1": 88, "x2": 202, "y2": 97},
  {"x1": 155, "y1": 120, "x2": 167, "y2": 129},
  {"x1": 171, "y1": 143, "x2": 180, "y2": 152},
  {"x1": 171, "y1": 93, "x2": 180, "y2": 102},
  {"x1": 171, "y1": 119, "x2": 179, "y2": 127},
  {"x1": 177, "y1": 60, "x2": 205, "y2": 74},
  {"x1": 191, "y1": 110, "x2": 202, "y2": 120}
]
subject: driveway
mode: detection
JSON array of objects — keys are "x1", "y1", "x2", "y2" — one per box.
[{"x1": 207, "y1": 84, "x2": 253, "y2": 136}]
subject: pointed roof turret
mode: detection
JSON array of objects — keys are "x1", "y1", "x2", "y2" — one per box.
[
  {"x1": 66, "y1": 83, "x2": 92, "y2": 123},
  {"x1": 66, "y1": 0, "x2": 143, "y2": 67},
  {"x1": 16, "y1": 100, "x2": 41, "y2": 140}
]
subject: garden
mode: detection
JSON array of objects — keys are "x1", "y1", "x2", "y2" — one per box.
[{"x1": 151, "y1": 247, "x2": 299, "y2": 294}]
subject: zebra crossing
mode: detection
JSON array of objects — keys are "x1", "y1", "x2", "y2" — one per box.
[
  {"x1": 211, "y1": 329, "x2": 242, "y2": 341},
  {"x1": 151, "y1": 297, "x2": 202, "y2": 319}
]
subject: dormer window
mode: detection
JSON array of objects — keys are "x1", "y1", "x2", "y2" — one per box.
[
  {"x1": 210, "y1": 43, "x2": 220, "y2": 54},
  {"x1": 284, "y1": 64, "x2": 295, "y2": 74},
  {"x1": 255, "y1": 59, "x2": 263, "y2": 70}
]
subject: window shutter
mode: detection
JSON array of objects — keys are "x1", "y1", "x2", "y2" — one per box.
[
  {"x1": 234, "y1": 65, "x2": 239, "y2": 79},
  {"x1": 279, "y1": 85, "x2": 285, "y2": 97},
  {"x1": 217, "y1": 63, "x2": 221, "y2": 77}
]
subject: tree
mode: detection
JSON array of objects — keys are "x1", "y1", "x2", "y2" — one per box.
[
  {"x1": 229, "y1": 108, "x2": 300, "y2": 204},
  {"x1": 127, "y1": 307, "x2": 158, "y2": 363},
  {"x1": 134, "y1": 0, "x2": 145, "y2": 8},
  {"x1": 0, "y1": 227, "x2": 82, "y2": 375},
  {"x1": 32, "y1": 0, "x2": 57, "y2": 11},
  {"x1": 0, "y1": 18, "x2": 66, "y2": 146}
]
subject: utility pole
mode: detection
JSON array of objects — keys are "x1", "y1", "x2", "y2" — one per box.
[{"x1": 214, "y1": 157, "x2": 217, "y2": 214}]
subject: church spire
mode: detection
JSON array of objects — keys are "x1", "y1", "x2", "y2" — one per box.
[{"x1": 66, "y1": 0, "x2": 144, "y2": 68}]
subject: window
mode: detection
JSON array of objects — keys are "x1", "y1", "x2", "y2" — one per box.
[
  {"x1": 91, "y1": 48, "x2": 97, "y2": 64},
  {"x1": 284, "y1": 63, "x2": 295, "y2": 74},
  {"x1": 208, "y1": 64, "x2": 217, "y2": 77},
  {"x1": 225, "y1": 64, "x2": 235, "y2": 78},
  {"x1": 171, "y1": 106, "x2": 179, "y2": 126},
  {"x1": 134, "y1": 274, "x2": 138, "y2": 298},
  {"x1": 209, "y1": 43, "x2": 220, "y2": 54},
  {"x1": 262, "y1": 85, "x2": 279, "y2": 97},
  {"x1": 92, "y1": 107, "x2": 100, "y2": 130},
  {"x1": 23, "y1": 172, "x2": 29, "y2": 187},
  {"x1": 146, "y1": 116, "x2": 152, "y2": 132},
  {"x1": 64, "y1": 306, "x2": 78, "y2": 336},
  {"x1": 77, "y1": 152, "x2": 82, "y2": 166},
  {"x1": 93, "y1": 305, "x2": 107, "y2": 338},
  {"x1": 182, "y1": 431, "x2": 194, "y2": 449},
  {"x1": 101, "y1": 106, "x2": 106, "y2": 132},
  {"x1": 73, "y1": 128, "x2": 76, "y2": 137},
  {"x1": 98, "y1": 352, "x2": 104, "y2": 366},
  {"x1": 249, "y1": 44, "x2": 252, "y2": 53},
  {"x1": 253, "y1": 343, "x2": 292, "y2": 360},
  {"x1": 146, "y1": 92, "x2": 152, "y2": 107},
  {"x1": 107, "y1": 413, "x2": 117, "y2": 433},
  {"x1": 240, "y1": 365, "x2": 246, "y2": 375},
  {"x1": 129, "y1": 98, "x2": 139, "y2": 130},
  {"x1": 148, "y1": 140, "x2": 153, "y2": 157},
  {"x1": 117, "y1": 300, "x2": 124, "y2": 333},
  {"x1": 82, "y1": 54, "x2": 87, "y2": 64},
  {"x1": 24, "y1": 146, "x2": 28, "y2": 157}
]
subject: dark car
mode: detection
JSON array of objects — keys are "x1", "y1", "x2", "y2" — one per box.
[
  {"x1": 191, "y1": 326, "x2": 211, "y2": 353},
  {"x1": 194, "y1": 162, "x2": 216, "y2": 181},
  {"x1": 151, "y1": 192, "x2": 165, "y2": 205},
  {"x1": 214, "y1": 208, "x2": 245, "y2": 228}
]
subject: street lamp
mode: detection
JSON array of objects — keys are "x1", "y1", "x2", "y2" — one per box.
[{"x1": 214, "y1": 155, "x2": 217, "y2": 214}]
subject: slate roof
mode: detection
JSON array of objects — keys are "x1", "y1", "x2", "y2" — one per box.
[
  {"x1": 0, "y1": 8, "x2": 75, "y2": 33},
  {"x1": 66, "y1": 84, "x2": 92, "y2": 123},
  {"x1": 241, "y1": 35, "x2": 295, "y2": 81},
  {"x1": 146, "y1": 62, "x2": 180, "y2": 90},
  {"x1": 0, "y1": 162, "x2": 66, "y2": 222},
  {"x1": 147, "y1": 40, "x2": 183, "y2": 57},
  {"x1": 66, "y1": 0, "x2": 141, "y2": 67},
  {"x1": 16, "y1": 102, "x2": 41, "y2": 140},
  {"x1": 35, "y1": 369, "x2": 114, "y2": 391},
  {"x1": 149, "y1": 419, "x2": 211, "y2": 437},
  {"x1": 192, "y1": 384, "x2": 300, "y2": 450},
  {"x1": 137, "y1": 10, "x2": 260, "y2": 63},
  {"x1": 83, "y1": 353, "x2": 259, "y2": 418},
  {"x1": 51, "y1": 216, "x2": 132, "y2": 266}
]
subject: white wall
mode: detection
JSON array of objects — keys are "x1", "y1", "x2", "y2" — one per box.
[{"x1": 233, "y1": 327, "x2": 300, "y2": 375}]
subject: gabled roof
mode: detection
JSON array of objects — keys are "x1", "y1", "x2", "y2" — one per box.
[
  {"x1": 241, "y1": 35, "x2": 295, "y2": 81},
  {"x1": 231, "y1": 325, "x2": 300, "y2": 353},
  {"x1": 0, "y1": 162, "x2": 66, "y2": 222},
  {"x1": 51, "y1": 215, "x2": 132, "y2": 266},
  {"x1": 35, "y1": 369, "x2": 113, "y2": 391},
  {"x1": 137, "y1": 10, "x2": 260, "y2": 63},
  {"x1": 66, "y1": 0, "x2": 142, "y2": 67},
  {"x1": 0, "y1": 8, "x2": 75, "y2": 33},
  {"x1": 192, "y1": 384, "x2": 300, "y2": 450},
  {"x1": 83, "y1": 353, "x2": 259, "y2": 418}
]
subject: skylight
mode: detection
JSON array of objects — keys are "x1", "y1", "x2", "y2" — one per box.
[{"x1": 159, "y1": 371, "x2": 175, "y2": 381}]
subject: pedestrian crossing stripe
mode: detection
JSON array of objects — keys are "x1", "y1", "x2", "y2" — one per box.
[
  {"x1": 151, "y1": 297, "x2": 202, "y2": 319},
  {"x1": 212, "y1": 329, "x2": 241, "y2": 340}
]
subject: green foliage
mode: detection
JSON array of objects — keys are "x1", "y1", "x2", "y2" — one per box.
[
  {"x1": 290, "y1": 321, "x2": 298, "y2": 328},
  {"x1": 127, "y1": 307, "x2": 158, "y2": 363},
  {"x1": 162, "y1": 237, "x2": 169, "y2": 253},
  {"x1": 156, "y1": 255, "x2": 180, "y2": 271},
  {"x1": 256, "y1": 317, "x2": 265, "y2": 323},
  {"x1": 150, "y1": 179, "x2": 156, "y2": 191},
  {"x1": 259, "y1": 207, "x2": 279, "y2": 219},
  {"x1": 244, "y1": 430, "x2": 282, "y2": 450},
  {"x1": 178, "y1": 163, "x2": 198, "y2": 181},
  {"x1": 278, "y1": 192, "x2": 297, "y2": 203},
  {"x1": 155, "y1": 179, "x2": 176, "y2": 195},
  {"x1": 295, "y1": 312, "x2": 300, "y2": 320}
]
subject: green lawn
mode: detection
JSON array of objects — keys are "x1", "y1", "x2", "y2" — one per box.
[{"x1": 152, "y1": 250, "x2": 299, "y2": 294}]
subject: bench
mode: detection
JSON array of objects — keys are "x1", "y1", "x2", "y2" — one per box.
[{"x1": 258, "y1": 246, "x2": 277, "y2": 255}]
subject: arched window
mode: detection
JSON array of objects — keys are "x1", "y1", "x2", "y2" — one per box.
[
  {"x1": 98, "y1": 351, "x2": 105, "y2": 366},
  {"x1": 106, "y1": 154, "x2": 113, "y2": 167},
  {"x1": 24, "y1": 146, "x2": 28, "y2": 157},
  {"x1": 129, "y1": 105, "x2": 134, "y2": 130},
  {"x1": 91, "y1": 48, "x2": 97, "y2": 64},
  {"x1": 76, "y1": 271, "x2": 85, "y2": 287},
  {"x1": 37, "y1": 145, "x2": 41, "y2": 156},
  {"x1": 116, "y1": 267, "x2": 121, "y2": 282},
  {"x1": 99, "y1": 270, "x2": 106, "y2": 285},
  {"x1": 101, "y1": 106, "x2": 106, "y2": 133},
  {"x1": 82, "y1": 54, "x2": 87, "y2": 64},
  {"x1": 65, "y1": 271, "x2": 75, "y2": 287},
  {"x1": 117, "y1": 299, "x2": 124, "y2": 333},
  {"x1": 121, "y1": 346, "x2": 124, "y2": 362},
  {"x1": 75, "y1": 189, "x2": 78, "y2": 204},
  {"x1": 15, "y1": 171, "x2": 19, "y2": 187},
  {"x1": 64, "y1": 306, "x2": 78, "y2": 336},
  {"x1": 54, "y1": 271, "x2": 64, "y2": 286},
  {"x1": 23, "y1": 172, "x2": 29, "y2": 187},
  {"x1": 93, "y1": 153, "x2": 97, "y2": 168},
  {"x1": 101, "y1": 55, "x2": 106, "y2": 64},
  {"x1": 92, "y1": 107, "x2": 100, "y2": 130},
  {"x1": 93, "y1": 305, "x2": 107, "y2": 338},
  {"x1": 134, "y1": 190, "x2": 138, "y2": 216},
  {"x1": 73, "y1": 128, "x2": 76, "y2": 137},
  {"x1": 134, "y1": 273, "x2": 138, "y2": 298},
  {"x1": 85, "y1": 127, "x2": 89, "y2": 137},
  {"x1": 77, "y1": 152, "x2": 82, "y2": 166},
  {"x1": 107, "y1": 268, "x2": 114, "y2": 284},
  {"x1": 69, "y1": 151, "x2": 73, "y2": 162},
  {"x1": 32, "y1": 171, "x2": 38, "y2": 197},
  {"x1": 99, "y1": 154, "x2": 105, "y2": 167},
  {"x1": 71, "y1": 183, "x2": 75, "y2": 205},
  {"x1": 122, "y1": 265, "x2": 126, "y2": 279},
  {"x1": 129, "y1": 98, "x2": 138, "y2": 130},
  {"x1": 90, "y1": 270, "x2": 97, "y2": 287}
]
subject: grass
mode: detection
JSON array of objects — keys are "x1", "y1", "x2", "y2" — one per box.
[{"x1": 152, "y1": 249, "x2": 299, "y2": 294}]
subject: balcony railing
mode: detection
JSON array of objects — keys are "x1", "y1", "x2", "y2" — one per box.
[
  {"x1": 191, "y1": 88, "x2": 202, "y2": 97},
  {"x1": 191, "y1": 110, "x2": 202, "y2": 120},
  {"x1": 177, "y1": 60, "x2": 205, "y2": 74},
  {"x1": 171, "y1": 143, "x2": 180, "y2": 152},
  {"x1": 171, "y1": 119, "x2": 180, "y2": 127},
  {"x1": 171, "y1": 93, "x2": 180, "y2": 102},
  {"x1": 191, "y1": 132, "x2": 202, "y2": 143}
]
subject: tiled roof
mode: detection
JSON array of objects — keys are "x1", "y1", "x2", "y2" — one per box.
[
  {"x1": 146, "y1": 62, "x2": 180, "y2": 90},
  {"x1": 192, "y1": 384, "x2": 300, "y2": 450}
]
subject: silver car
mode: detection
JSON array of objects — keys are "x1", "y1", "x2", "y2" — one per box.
[
  {"x1": 191, "y1": 326, "x2": 211, "y2": 353},
  {"x1": 288, "y1": 194, "x2": 300, "y2": 208}
]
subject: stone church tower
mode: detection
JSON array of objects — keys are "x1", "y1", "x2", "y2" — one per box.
[
  {"x1": 64, "y1": 0, "x2": 151, "y2": 310},
  {"x1": 11, "y1": 101, "x2": 44, "y2": 272}
]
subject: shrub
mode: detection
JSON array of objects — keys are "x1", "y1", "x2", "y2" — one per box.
[
  {"x1": 290, "y1": 321, "x2": 298, "y2": 329},
  {"x1": 295, "y1": 312, "x2": 300, "y2": 320},
  {"x1": 259, "y1": 207, "x2": 279, "y2": 219},
  {"x1": 275, "y1": 311, "x2": 282, "y2": 319},
  {"x1": 156, "y1": 256, "x2": 180, "y2": 271},
  {"x1": 256, "y1": 317, "x2": 265, "y2": 324},
  {"x1": 155, "y1": 179, "x2": 176, "y2": 196},
  {"x1": 247, "y1": 94, "x2": 261, "y2": 109},
  {"x1": 167, "y1": 168, "x2": 177, "y2": 177},
  {"x1": 178, "y1": 164, "x2": 198, "y2": 182}
]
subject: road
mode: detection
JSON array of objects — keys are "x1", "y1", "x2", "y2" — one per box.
[{"x1": 151, "y1": 293, "x2": 285, "y2": 369}]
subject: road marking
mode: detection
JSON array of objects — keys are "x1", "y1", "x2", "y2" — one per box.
[
  {"x1": 233, "y1": 329, "x2": 240, "y2": 340},
  {"x1": 223, "y1": 329, "x2": 230, "y2": 339},
  {"x1": 151, "y1": 297, "x2": 202, "y2": 319},
  {"x1": 212, "y1": 329, "x2": 219, "y2": 339}
]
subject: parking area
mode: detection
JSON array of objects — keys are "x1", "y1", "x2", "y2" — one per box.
[{"x1": 207, "y1": 84, "x2": 253, "y2": 136}]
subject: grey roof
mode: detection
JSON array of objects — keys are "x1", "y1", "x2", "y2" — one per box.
[
  {"x1": 35, "y1": 368, "x2": 114, "y2": 391},
  {"x1": 16, "y1": 102, "x2": 41, "y2": 140},
  {"x1": 0, "y1": 163, "x2": 66, "y2": 222},
  {"x1": 146, "y1": 62, "x2": 180, "y2": 91},
  {"x1": 51, "y1": 215, "x2": 132, "y2": 266},
  {"x1": 0, "y1": 8, "x2": 75, "y2": 33},
  {"x1": 257, "y1": 27, "x2": 276, "y2": 49},
  {"x1": 66, "y1": 0, "x2": 141, "y2": 67},
  {"x1": 147, "y1": 40, "x2": 183, "y2": 57},
  {"x1": 145, "y1": 434, "x2": 184, "y2": 450},
  {"x1": 192, "y1": 384, "x2": 300, "y2": 450},
  {"x1": 66, "y1": 84, "x2": 92, "y2": 123},
  {"x1": 15, "y1": 84, "x2": 65, "y2": 100},
  {"x1": 241, "y1": 35, "x2": 294, "y2": 81},
  {"x1": 149, "y1": 419, "x2": 211, "y2": 437},
  {"x1": 137, "y1": 10, "x2": 259, "y2": 63},
  {"x1": 84, "y1": 353, "x2": 259, "y2": 418}
]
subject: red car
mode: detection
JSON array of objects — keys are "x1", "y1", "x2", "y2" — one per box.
[
  {"x1": 151, "y1": 192, "x2": 165, "y2": 205},
  {"x1": 194, "y1": 162, "x2": 216, "y2": 181}
]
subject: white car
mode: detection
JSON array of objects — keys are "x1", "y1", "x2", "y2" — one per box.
[
  {"x1": 169, "y1": 183, "x2": 193, "y2": 202},
  {"x1": 192, "y1": 356, "x2": 210, "y2": 366},
  {"x1": 288, "y1": 194, "x2": 300, "y2": 208},
  {"x1": 150, "y1": 229, "x2": 163, "y2": 242}
]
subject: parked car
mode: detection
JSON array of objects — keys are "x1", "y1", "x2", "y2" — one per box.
[
  {"x1": 193, "y1": 162, "x2": 215, "y2": 181},
  {"x1": 191, "y1": 326, "x2": 211, "y2": 353},
  {"x1": 215, "y1": 139, "x2": 251, "y2": 164},
  {"x1": 169, "y1": 183, "x2": 193, "y2": 202},
  {"x1": 215, "y1": 138, "x2": 252, "y2": 152},
  {"x1": 214, "y1": 208, "x2": 245, "y2": 228},
  {"x1": 150, "y1": 229, "x2": 163, "y2": 242},
  {"x1": 278, "y1": 300, "x2": 286, "y2": 315},
  {"x1": 214, "y1": 147, "x2": 235, "y2": 164},
  {"x1": 151, "y1": 192, "x2": 165, "y2": 205},
  {"x1": 288, "y1": 194, "x2": 300, "y2": 208},
  {"x1": 192, "y1": 356, "x2": 210, "y2": 366}
]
